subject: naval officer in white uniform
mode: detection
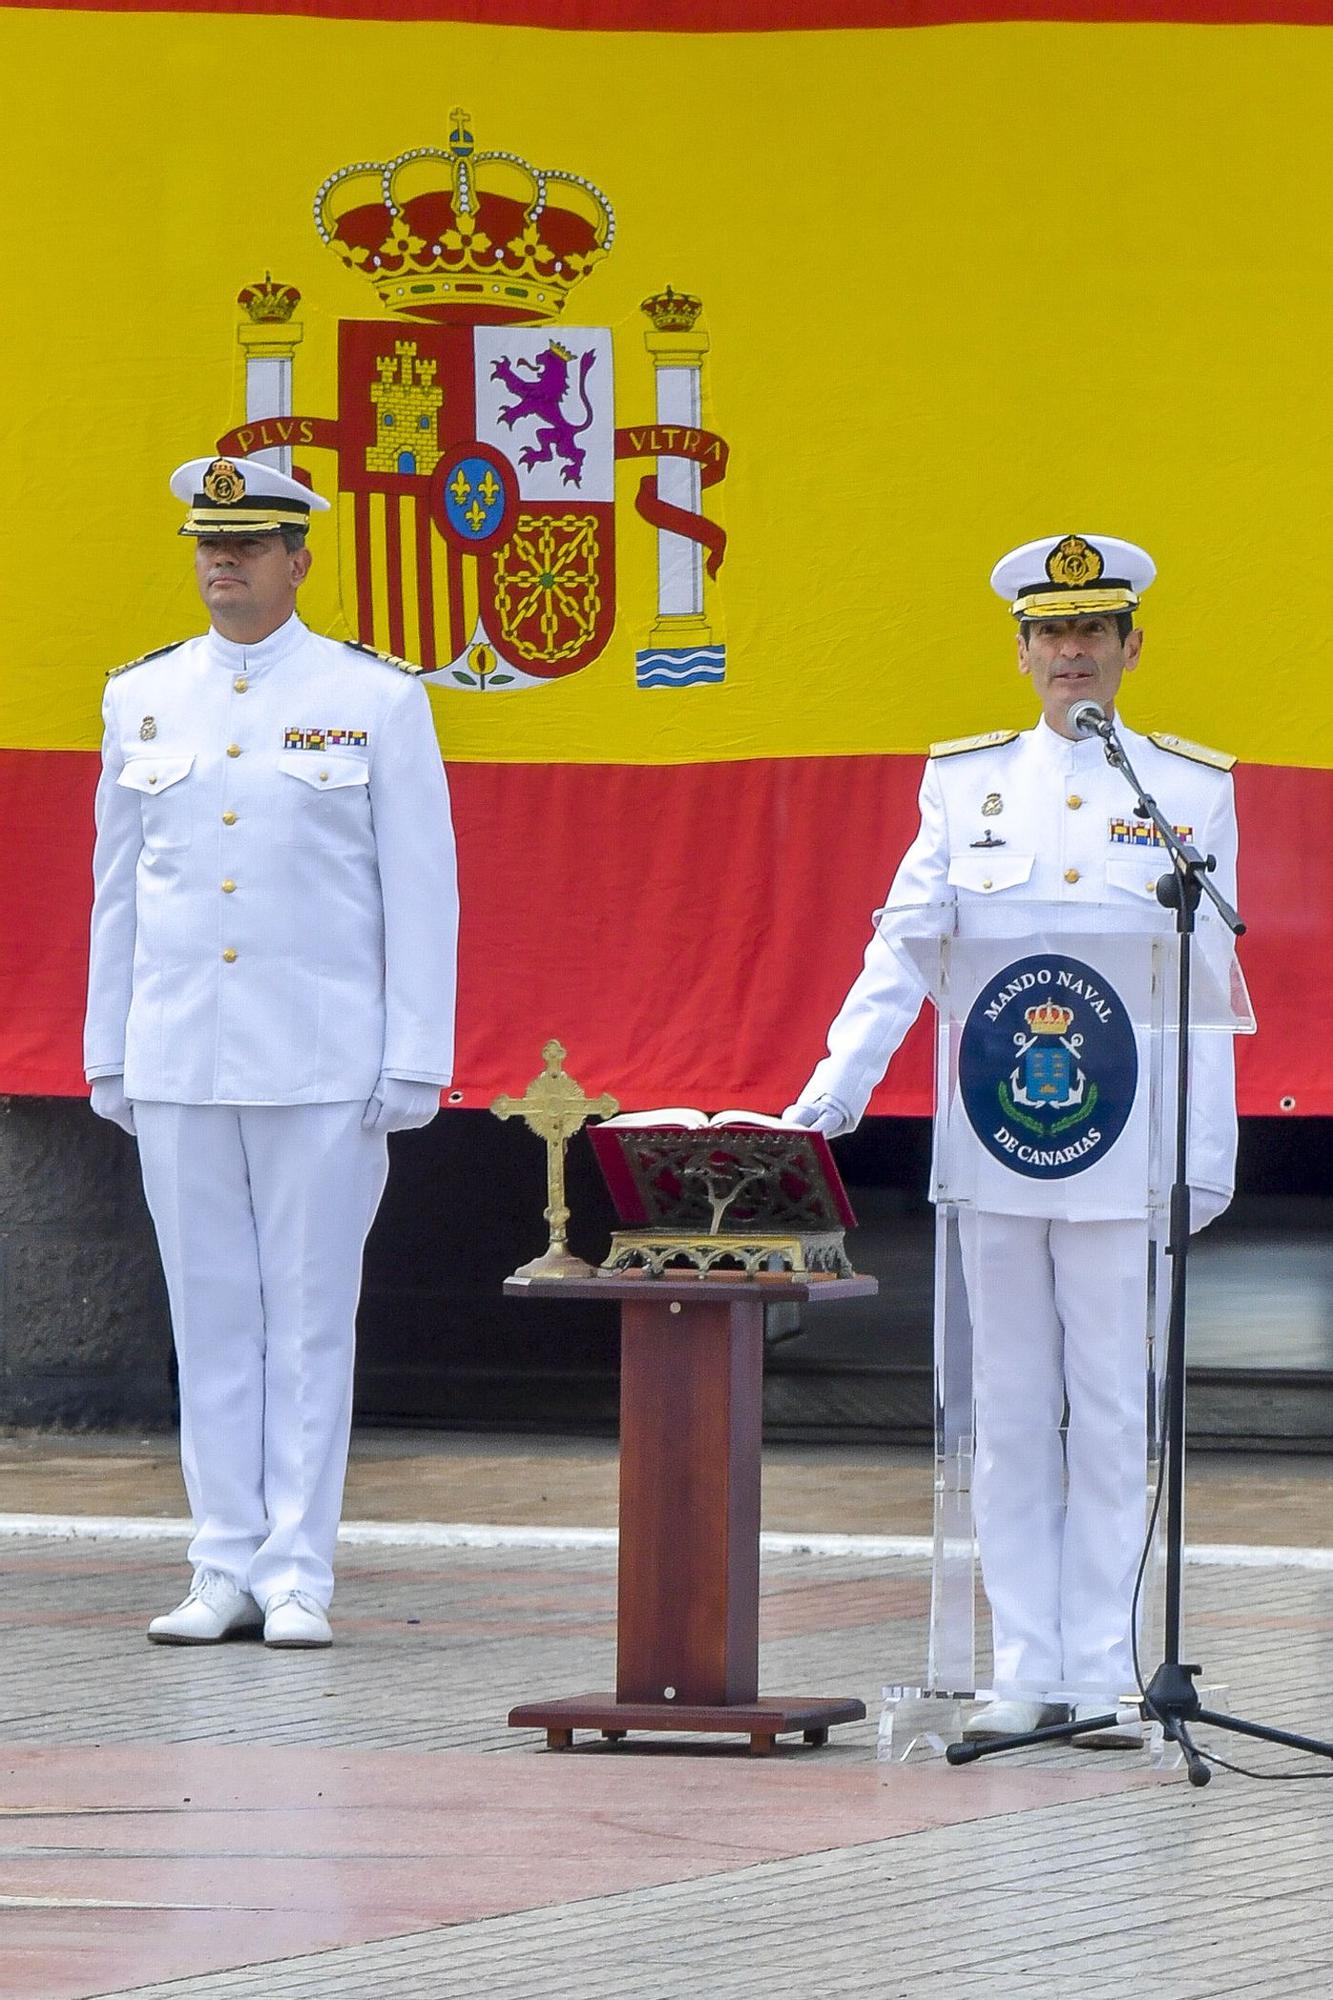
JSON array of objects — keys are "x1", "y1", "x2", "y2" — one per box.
[
  {"x1": 85, "y1": 454, "x2": 458, "y2": 1648},
  {"x1": 787, "y1": 534, "x2": 1240, "y2": 1744}
]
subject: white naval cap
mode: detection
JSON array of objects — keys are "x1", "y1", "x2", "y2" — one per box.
[
  {"x1": 170, "y1": 454, "x2": 332, "y2": 537},
  {"x1": 990, "y1": 533, "x2": 1156, "y2": 620}
]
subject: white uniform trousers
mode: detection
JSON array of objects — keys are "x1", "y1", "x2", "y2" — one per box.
[
  {"x1": 135, "y1": 1102, "x2": 390, "y2": 1609},
  {"x1": 958, "y1": 1210, "x2": 1156, "y2": 1704}
]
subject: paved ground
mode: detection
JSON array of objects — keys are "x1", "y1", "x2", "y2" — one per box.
[
  {"x1": 3, "y1": 1429, "x2": 1332, "y2": 1544},
  {"x1": 1, "y1": 1438, "x2": 1332, "y2": 1998}
]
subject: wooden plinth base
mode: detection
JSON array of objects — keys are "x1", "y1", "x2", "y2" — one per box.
[{"x1": 508, "y1": 1693, "x2": 866, "y2": 1757}]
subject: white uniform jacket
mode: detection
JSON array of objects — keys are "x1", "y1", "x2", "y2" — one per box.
[
  {"x1": 85, "y1": 613, "x2": 459, "y2": 1104},
  {"x1": 801, "y1": 716, "x2": 1242, "y2": 1218}
]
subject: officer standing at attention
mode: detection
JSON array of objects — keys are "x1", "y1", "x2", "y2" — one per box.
[
  {"x1": 85, "y1": 453, "x2": 458, "y2": 1648},
  {"x1": 787, "y1": 534, "x2": 1240, "y2": 1745}
]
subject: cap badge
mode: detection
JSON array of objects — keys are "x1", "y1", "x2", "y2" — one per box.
[
  {"x1": 139, "y1": 715, "x2": 157, "y2": 741},
  {"x1": 202, "y1": 458, "x2": 246, "y2": 506},
  {"x1": 1046, "y1": 535, "x2": 1104, "y2": 588},
  {"x1": 981, "y1": 792, "x2": 1003, "y2": 817}
]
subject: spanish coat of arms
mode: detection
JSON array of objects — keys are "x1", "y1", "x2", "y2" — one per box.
[{"x1": 219, "y1": 113, "x2": 729, "y2": 692}]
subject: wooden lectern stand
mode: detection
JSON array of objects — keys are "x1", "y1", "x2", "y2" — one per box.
[{"x1": 505, "y1": 1274, "x2": 875, "y2": 1754}]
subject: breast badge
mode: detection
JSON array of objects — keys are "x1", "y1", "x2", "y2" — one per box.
[
  {"x1": 1108, "y1": 817, "x2": 1192, "y2": 846},
  {"x1": 139, "y1": 716, "x2": 157, "y2": 741},
  {"x1": 284, "y1": 727, "x2": 368, "y2": 750},
  {"x1": 981, "y1": 792, "x2": 1003, "y2": 816}
]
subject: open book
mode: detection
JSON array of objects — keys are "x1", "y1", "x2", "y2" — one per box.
[{"x1": 598, "y1": 1107, "x2": 798, "y2": 1131}]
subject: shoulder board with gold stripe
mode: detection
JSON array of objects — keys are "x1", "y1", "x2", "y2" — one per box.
[
  {"x1": 342, "y1": 639, "x2": 425, "y2": 677},
  {"x1": 929, "y1": 729, "x2": 1020, "y2": 760},
  {"x1": 1147, "y1": 732, "x2": 1236, "y2": 773},
  {"x1": 105, "y1": 639, "x2": 187, "y2": 680}
]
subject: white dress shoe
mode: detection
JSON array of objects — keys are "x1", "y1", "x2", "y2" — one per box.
[
  {"x1": 147, "y1": 1570, "x2": 262, "y2": 1645},
  {"x1": 263, "y1": 1589, "x2": 332, "y2": 1648},
  {"x1": 962, "y1": 1698, "x2": 1070, "y2": 1740},
  {"x1": 1071, "y1": 1702, "x2": 1145, "y2": 1748}
]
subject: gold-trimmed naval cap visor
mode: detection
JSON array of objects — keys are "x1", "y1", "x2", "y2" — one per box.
[
  {"x1": 179, "y1": 497, "x2": 312, "y2": 537},
  {"x1": 1011, "y1": 583, "x2": 1139, "y2": 619}
]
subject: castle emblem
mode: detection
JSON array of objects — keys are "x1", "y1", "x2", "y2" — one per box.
[{"x1": 216, "y1": 113, "x2": 730, "y2": 692}]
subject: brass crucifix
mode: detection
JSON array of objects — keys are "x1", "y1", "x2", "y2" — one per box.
[{"x1": 491, "y1": 1040, "x2": 619, "y2": 1281}]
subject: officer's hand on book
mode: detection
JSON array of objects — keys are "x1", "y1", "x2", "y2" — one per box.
[{"x1": 781, "y1": 1095, "x2": 851, "y2": 1137}]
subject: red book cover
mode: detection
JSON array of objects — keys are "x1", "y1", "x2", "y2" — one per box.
[{"x1": 588, "y1": 1118, "x2": 857, "y2": 1234}]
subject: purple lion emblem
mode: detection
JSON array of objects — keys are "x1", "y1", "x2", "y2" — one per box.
[{"x1": 490, "y1": 342, "x2": 597, "y2": 487}]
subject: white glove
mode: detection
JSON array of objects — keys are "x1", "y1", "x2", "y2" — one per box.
[
  {"x1": 1189, "y1": 1189, "x2": 1231, "y2": 1234},
  {"x1": 782, "y1": 1096, "x2": 851, "y2": 1138},
  {"x1": 89, "y1": 1075, "x2": 136, "y2": 1136},
  {"x1": 361, "y1": 1077, "x2": 442, "y2": 1135}
]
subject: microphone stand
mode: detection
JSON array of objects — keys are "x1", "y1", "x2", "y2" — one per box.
[{"x1": 949, "y1": 712, "x2": 1333, "y2": 1783}]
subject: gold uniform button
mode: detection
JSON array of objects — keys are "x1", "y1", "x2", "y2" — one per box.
[
  {"x1": 221, "y1": 879, "x2": 236, "y2": 894},
  {"x1": 221, "y1": 948, "x2": 238, "y2": 963},
  {"x1": 318, "y1": 769, "x2": 330, "y2": 782},
  {"x1": 1066, "y1": 794, "x2": 1083, "y2": 810},
  {"x1": 981, "y1": 878, "x2": 993, "y2": 890},
  {"x1": 1147, "y1": 877, "x2": 1158, "y2": 892},
  {"x1": 233, "y1": 677, "x2": 248, "y2": 693},
  {"x1": 147, "y1": 774, "x2": 158, "y2": 786},
  {"x1": 222, "y1": 811, "x2": 237, "y2": 826},
  {"x1": 227, "y1": 743, "x2": 242, "y2": 758},
  {"x1": 1064, "y1": 868, "x2": 1081, "y2": 884}
]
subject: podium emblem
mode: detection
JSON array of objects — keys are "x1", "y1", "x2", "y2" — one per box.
[{"x1": 959, "y1": 952, "x2": 1138, "y2": 1179}]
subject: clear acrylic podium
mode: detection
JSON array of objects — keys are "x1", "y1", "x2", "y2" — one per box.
[{"x1": 879, "y1": 900, "x2": 1253, "y2": 1760}]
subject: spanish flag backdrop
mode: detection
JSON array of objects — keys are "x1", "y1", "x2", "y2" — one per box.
[{"x1": 3, "y1": 0, "x2": 1332, "y2": 1112}]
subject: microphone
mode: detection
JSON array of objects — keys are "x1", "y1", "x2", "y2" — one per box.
[{"x1": 1068, "y1": 699, "x2": 1113, "y2": 740}]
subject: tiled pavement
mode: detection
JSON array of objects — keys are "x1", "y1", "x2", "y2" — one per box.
[{"x1": 2, "y1": 1518, "x2": 1333, "y2": 1999}]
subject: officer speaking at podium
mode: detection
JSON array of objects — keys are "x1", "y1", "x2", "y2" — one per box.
[
  {"x1": 85, "y1": 454, "x2": 459, "y2": 1649},
  {"x1": 787, "y1": 534, "x2": 1239, "y2": 1746}
]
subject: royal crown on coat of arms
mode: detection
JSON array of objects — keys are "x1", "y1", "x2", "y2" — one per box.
[{"x1": 313, "y1": 112, "x2": 615, "y2": 327}]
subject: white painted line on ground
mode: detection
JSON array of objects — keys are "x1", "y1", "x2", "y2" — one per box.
[
  {"x1": 2, "y1": 1513, "x2": 1333, "y2": 1570},
  {"x1": 0, "y1": 1895, "x2": 218, "y2": 1911},
  {"x1": 0, "y1": 1514, "x2": 193, "y2": 1541}
]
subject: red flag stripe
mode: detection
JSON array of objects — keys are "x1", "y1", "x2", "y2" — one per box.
[
  {"x1": 4, "y1": 745, "x2": 1330, "y2": 1115},
  {"x1": 5, "y1": 1, "x2": 1333, "y2": 25}
]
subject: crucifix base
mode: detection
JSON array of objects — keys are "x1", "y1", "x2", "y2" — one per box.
[{"x1": 509, "y1": 1247, "x2": 601, "y2": 1283}]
